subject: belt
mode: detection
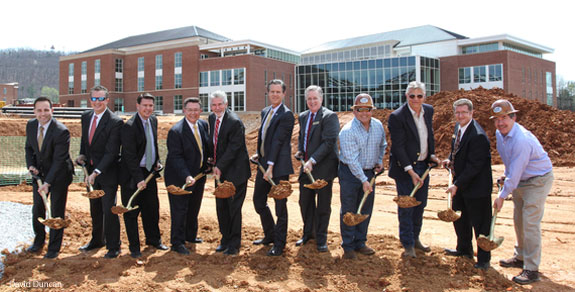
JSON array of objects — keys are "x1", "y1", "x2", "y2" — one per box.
[{"x1": 520, "y1": 171, "x2": 552, "y2": 183}]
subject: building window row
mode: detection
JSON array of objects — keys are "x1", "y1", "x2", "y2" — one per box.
[
  {"x1": 458, "y1": 64, "x2": 502, "y2": 84},
  {"x1": 200, "y1": 68, "x2": 245, "y2": 87},
  {"x1": 301, "y1": 44, "x2": 393, "y2": 65},
  {"x1": 461, "y1": 43, "x2": 498, "y2": 55},
  {"x1": 503, "y1": 43, "x2": 542, "y2": 58}
]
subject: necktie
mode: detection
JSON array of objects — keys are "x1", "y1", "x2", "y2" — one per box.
[
  {"x1": 305, "y1": 113, "x2": 314, "y2": 160},
  {"x1": 454, "y1": 129, "x2": 462, "y2": 152},
  {"x1": 38, "y1": 126, "x2": 44, "y2": 150},
  {"x1": 213, "y1": 118, "x2": 220, "y2": 162},
  {"x1": 194, "y1": 123, "x2": 203, "y2": 167},
  {"x1": 89, "y1": 115, "x2": 98, "y2": 145},
  {"x1": 145, "y1": 120, "x2": 154, "y2": 171},
  {"x1": 260, "y1": 110, "x2": 274, "y2": 156}
]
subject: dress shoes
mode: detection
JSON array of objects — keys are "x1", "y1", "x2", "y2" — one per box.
[
  {"x1": 104, "y1": 249, "x2": 121, "y2": 259},
  {"x1": 317, "y1": 245, "x2": 328, "y2": 253},
  {"x1": 295, "y1": 236, "x2": 312, "y2": 246},
  {"x1": 79, "y1": 242, "x2": 105, "y2": 252},
  {"x1": 224, "y1": 247, "x2": 239, "y2": 256},
  {"x1": 513, "y1": 270, "x2": 540, "y2": 285},
  {"x1": 499, "y1": 257, "x2": 524, "y2": 268},
  {"x1": 253, "y1": 238, "x2": 273, "y2": 245},
  {"x1": 27, "y1": 245, "x2": 43, "y2": 253},
  {"x1": 414, "y1": 239, "x2": 431, "y2": 252},
  {"x1": 355, "y1": 246, "x2": 375, "y2": 255},
  {"x1": 474, "y1": 262, "x2": 490, "y2": 270},
  {"x1": 342, "y1": 250, "x2": 357, "y2": 260},
  {"x1": 189, "y1": 238, "x2": 203, "y2": 244},
  {"x1": 44, "y1": 250, "x2": 59, "y2": 259},
  {"x1": 215, "y1": 245, "x2": 227, "y2": 252},
  {"x1": 130, "y1": 250, "x2": 142, "y2": 258},
  {"x1": 444, "y1": 248, "x2": 473, "y2": 259},
  {"x1": 171, "y1": 244, "x2": 190, "y2": 255},
  {"x1": 267, "y1": 246, "x2": 283, "y2": 256},
  {"x1": 150, "y1": 243, "x2": 169, "y2": 250},
  {"x1": 402, "y1": 246, "x2": 416, "y2": 258}
]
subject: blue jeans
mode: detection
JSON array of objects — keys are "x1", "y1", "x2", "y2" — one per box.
[
  {"x1": 338, "y1": 163, "x2": 374, "y2": 252},
  {"x1": 395, "y1": 162, "x2": 429, "y2": 248}
]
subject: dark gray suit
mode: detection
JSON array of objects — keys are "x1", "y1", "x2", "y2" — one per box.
[{"x1": 297, "y1": 107, "x2": 339, "y2": 247}]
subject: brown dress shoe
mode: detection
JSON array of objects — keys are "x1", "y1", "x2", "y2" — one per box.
[
  {"x1": 513, "y1": 270, "x2": 540, "y2": 285},
  {"x1": 355, "y1": 246, "x2": 375, "y2": 255},
  {"x1": 343, "y1": 250, "x2": 357, "y2": 260},
  {"x1": 499, "y1": 257, "x2": 524, "y2": 268}
]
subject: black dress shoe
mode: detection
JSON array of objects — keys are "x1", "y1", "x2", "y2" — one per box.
[
  {"x1": 317, "y1": 245, "x2": 328, "y2": 253},
  {"x1": 130, "y1": 251, "x2": 142, "y2": 258},
  {"x1": 79, "y1": 242, "x2": 105, "y2": 252},
  {"x1": 224, "y1": 247, "x2": 238, "y2": 256},
  {"x1": 253, "y1": 238, "x2": 273, "y2": 245},
  {"x1": 444, "y1": 248, "x2": 473, "y2": 259},
  {"x1": 27, "y1": 245, "x2": 43, "y2": 253},
  {"x1": 267, "y1": 246, "x2": 283, "y2": 256},
  {"x1": 44, "y1": 250, "x2": 59, "y2": 259},
  {"x1": 474, "y1": 262, "x2": 490, "y2": 270},
  {"x1": 171, "y1": 244, "x2": 190, "y2": 255},
  {"x1": 104, "y1": 249, "x2": 121, "y2": 258},
  {"x1": 215, "y1": 245, "x2": 227, "y2": 252},
  {"x1": 295, "y1": 236, "x2": 312, "y2": 246},
  {"x1": 151, "y1": 243, "x2": 169, "y2": 250}
]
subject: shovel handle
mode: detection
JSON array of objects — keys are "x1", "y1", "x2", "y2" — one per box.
[
  {"x1": 489, "y1": 182, "x2": 503, "y2": 240},
  {"x1": 80, "y1": 165, "x2": 95, "y2": 192},
  {"x1": 126, "y1": 172, "x2": 156, "y2": 208},
  {"x1": 257, "y1": 163, "x2": 277, "y2": 186},
  {"x1": 298, "y1": 157, "x2": 316, "y2": 183},
  {"x1": 447, "y1": 168, "x2": 453, "y2": 208},
  {"x1": 35, "y1": 177, "x2": 52, "y2": 219},
  {"x1": 183, "y1": 172, "x2": 206, "y2": 189},
  {"x1": 355, "y1": 169, "x2": 384, "y2": 214}
]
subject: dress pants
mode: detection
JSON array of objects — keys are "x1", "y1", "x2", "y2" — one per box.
[
  {"x1": 168, "y1": 176, "x2": 206, "y2": 246},
  {"x1": 253, "y1": 171, "x2": 288, "y2": 249},
  {"x1": 31, "y1": 176, "x2": 71, "y2": 252},
  {"x1": 121, "y1": 168, "x2": 162, "y2": 253},
  {"x1": 216, "y1": 182, "x2": 247, "y2": 250},
  {"x1": 396, "y1": 161, "x2": 429, "y2": 248},
  {"x1": 338, "y1": 163, "x2": 374, "y2": 252},
  {"x1": 299, "y1": 176, "x2": 333, "y2": 246},
  {"x1": 88, "y1": 180, "x2": 121, "y2": 250},
  {"x1": 452, "y1": 194, "x2": 492, "y2": 263}
]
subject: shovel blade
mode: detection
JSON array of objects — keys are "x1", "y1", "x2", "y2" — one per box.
[
  {"x1": 304, "y1": 179, "x2": 328, "y2": 190},
  {"x1": 38, "y1": 217, "x2": 71, "y2": 230},
  {"x1": 110, "y1": 205, "x2": 138, "y2": 214},
  {"x1": 477, "y1": 235, "x2": 504, "y2": 251},
  {"x1": 394, "y1": 196, "x2": 421, "y2": 208},
  {"x1": 166, "y1": 185, "x2": 191, "y2": 195},
  {"x1": 343, "y1": 212, "x2": 369, "y2": 226},
  {"x1": 83, "y1": 190, "x2": 106, "y2": 199},
  {"x1": 437, "y1": 209, "x2": 461, "y2": 222}
]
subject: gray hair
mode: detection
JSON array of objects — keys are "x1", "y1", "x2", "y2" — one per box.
[
  {"x1": 210, "y1": 90, "x2": 228, "y2": 105},
  {"x1": 453, "y1": 98, "x2": 473, "y2": 111},
  {"x1": 405, "y1": 81, "x2": 426, "y2": 96},
  {"x1": 305, "y1": 85, "x2": 323, "y2": 99}
]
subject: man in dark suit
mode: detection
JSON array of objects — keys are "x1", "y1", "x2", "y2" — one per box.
[
  {"x1": 164, "y1": 97, "x2": 210, "y2": 255},
  {"x1": 120, "y1": 93, "x2": 168, "y2": 258},
  {"x1": 208, "y1": 90, "x2": 251, "y2": 256},
  {"x1": 441, "y1": 98, "x2": 493, "y2": 270},
  {"x1": 388, "y1": 81, "x2": 441, "y2": 258},
  {"x1": 251, "y1": 79, "x2": 295, "y2": 256},
  {"x1": 25, "y1": 96, "x2": 74, "y2": 259},
  {"x1": 76, "y1": 85, "x2": 123, "y2": 258},
  {"x1": 294, "y1": 85, "x2": 339, "y2": 253}
]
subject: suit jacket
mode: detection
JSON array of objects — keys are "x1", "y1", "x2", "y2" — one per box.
[
  {"x1": 449, "y1": 119, "x2": 492, "y2": 198},
  {"x1": 120, "y1": 114, "x2": 160, "y2": 185},
  {"x1": 208, "y1": 109, "x2": 251, "y2": 186},
  {"x1": 25, "y1": 118, "x2": 74, "y2": 185},
  {"x1": 164, "y1": 118, "x2": 210, "y2": 187},
  {"x1": 80, "y1": 108, "x2": 123, "y2": 185},
  {"x1": 388, "y1": 103, "x2": 436, "y2": 181},
  {"x1": 257, "y1": 103, "x2": 295, "y2": 178},
  {"x1": 297, "y1": 107, "x2": 339, "y2": 181}
]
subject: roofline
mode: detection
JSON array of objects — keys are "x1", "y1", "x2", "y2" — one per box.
[
  {"x1": 199, "y1": 39, "x2": 300, "y2": 56},
  {"x1": 302, "y1": 39, "x2": 400, "y2": 56},
  {"x1": 458, "y1": 34, "x2": 554, "y2": 53}
]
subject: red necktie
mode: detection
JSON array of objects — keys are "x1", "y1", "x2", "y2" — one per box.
[
  {"x1": 214, "y1": 118, "x2": 220, "y2": 162},
  {"x1": 305, "y1": 113, "x2": 314, "y2": 160},
  {"x1": 89, "y1": 115, "x2": 98, "y2": 145}
]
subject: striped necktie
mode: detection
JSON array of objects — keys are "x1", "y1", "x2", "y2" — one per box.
[{"x1": 194, "y1": 123, "x2": 203, "y2": 167}]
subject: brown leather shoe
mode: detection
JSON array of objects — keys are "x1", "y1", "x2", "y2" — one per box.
[
  {"x1": 499, "y1": 257, "x2": 524, "y2": 268},
  {"x1": 343, "y1": 250, "x2": 357, "y2": 260},
  {"x1": 355, "y1": 246, "x2": 375, "y2": 255},
  {"x1": 414, "y1": 239, "x2": 431, "y2": 252},
  {"x1": 513, "y1": 270, "x2": 540, "y2": 285}
]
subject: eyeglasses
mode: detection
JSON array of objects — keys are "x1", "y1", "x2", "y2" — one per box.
[
  {"x1": 455, "y1": 111, "x2": 470, "y2": 116},
  {"x1": 355, "y1": 108, "x2": 373, "y2": 112},
  {"x1": 91, "y1": 97, "x2": 106, "y2": 101},
  {"x1": 409, "y1": 94, "x2": 424, "y2": 99}
]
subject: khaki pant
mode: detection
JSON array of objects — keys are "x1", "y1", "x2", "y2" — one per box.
[{"x1": 512, "y1": 171, "x2": 554, "y2": 271}]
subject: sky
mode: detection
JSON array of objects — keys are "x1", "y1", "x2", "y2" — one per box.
[{"x1": 3, "y1": 0, "x2": 574, "y2": 82}]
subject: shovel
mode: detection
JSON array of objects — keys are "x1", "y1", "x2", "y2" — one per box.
[
  {"x1": 394, "y1": 162, "x2": 438, "y2": 208},
  {"x1": 343, "y1": 169, "x2": 383, "y2": 226},
  {"x1": 297, "y1": 157, "x2": 328, "y2": 190},
  {"x1": 79, "y1": 163, "x2": 105, "y2": 199},
  {"x1": 166, "y1": 172, "x2": 206, "y2": 195},
  {"x1": 213, "y1": 176, "x2": 236, "y2": 198},
  {"x1": 250, "y1": 157, "x2": 292, "y2": 199},
  {"x1": 33, "y1": 175, "x2": 70, "y2": 229},
  {"x1": 477, "y1": 183, "x2": 504, "y2": 251},
  {"x1": 111, "y1": 169, "x2": 159, "y2": 214},
  {"x1": 437, "y1": 168, "x2": 462, "y2": 222}
]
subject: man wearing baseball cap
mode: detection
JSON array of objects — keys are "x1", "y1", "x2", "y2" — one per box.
[
  {"x1": 338, "y1": 93, "x2": 386, "y2": 260},
  {"x1": 490, "y1": 99, "x2": 553, "y2": 285}
]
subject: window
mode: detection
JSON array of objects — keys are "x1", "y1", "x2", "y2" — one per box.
[
  {"x1": 210, "y1": 71, "x2": 220, "y2": 86},
  {"x1": 94, "y1": 59, "x2": 100, "y2": 86},
  {"x1": 473, "y1": 66, "x2": 486, "y2": 82},
  {"x1": 200, "y1": 72, "x2": 208, "y2": 87},
  {"x1": 175, "y1": 74, "x2": 182, "y2": 89},
  {"x1": 155, "y1": 75, "x2": 163, "y2": 90},
  {"x1": 234, "y1": 68, "x2": 245, "y2": 85},
  {"x1": 199, "y1": 93, "x2": 209, "y2": 111},
  {"x1": 488, "y1": 64, "x2": 502, "y2": 81},
  {"x1": 80, "y1": 99, "x2": 87, "y2": 108},
  {"x1": 115, "y1": 78, "x2": 123, "y2": 92},
  {"x1": 546, "y1": 72, "x2": 553, "y2": 106},
  {"x1": 155, "y1": 55, "x2": 163, "y2": 70},
  {"x1": 114, "y1": 98, "x2": 124, "y2": 112},
  {"x1": 222, "y1": 69, "x2": 232, "y2": 85},
  {"x1": 115, "y1": 59, "x2": 123, "y2": 73},
  {"x1": 174, "y1": 95, "x2": 183, "y2": 111},
  {"x1": 138, "y1": 77, "x2": 145, "y2": 91},
  {"x1": 174, "y1": 52, "x2": 182, "y2": 68},
  {"x1": 459, "y1": 67, "x2": 471, "y2": 84},
  {"x1": 81, "y1": 61, "x2": 87, "y2": 93},
  {"x1": 234, "y1": 91, "x2": 245, "y2": 111},
  {"x1": 68, "y1": 63, "x2": 74, "y2": 94},
  {"x1": 138, "y1": 57, "x2": 145, "y2": 72},
  {"x1": 155, "y1": 96, "x2": 163, "y2": 111}
]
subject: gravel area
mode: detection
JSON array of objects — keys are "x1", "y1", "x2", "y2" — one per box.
[{"x1": 0, "y1": 201, "x2": 34, "y2": 279}]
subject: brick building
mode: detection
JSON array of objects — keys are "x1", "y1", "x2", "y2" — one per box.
[
  {"x1": 0, "y1": 82, "x2": 19, "y2": 105},
  {"x1": 59, "y1": 26, "x2": 299, "y2": 113}
]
